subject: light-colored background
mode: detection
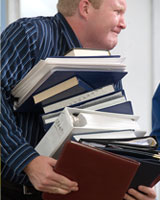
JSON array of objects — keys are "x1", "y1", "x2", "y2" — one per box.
[{"x1": 1, "y1": 0, "x2": 160, "y2": 198}]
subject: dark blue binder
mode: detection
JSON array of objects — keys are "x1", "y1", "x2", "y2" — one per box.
[
  {"x1": 98, "y1": 101, "x2": 134, "y2": 115},
  {"x1": 15, "y1": 70, "x2": 127, "y2": 112}
]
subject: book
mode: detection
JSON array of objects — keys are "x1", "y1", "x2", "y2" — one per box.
[
  {"x1": 42, "y1": 84, "x2": 116, "y2": 113},
  {"x1": 64, "y1": 48, "x2": 111, "y2": 56},
  {"x1": 12, "y1": 69, "x2": 127, "y2": 111},
  {"x1": 41, "y1": 70, "x2": 126, "y2": 107},
  {"x1": 12, "y1": 56, "x2": 126, "y2": 98},
  {"x1": 77, "y1": 92, "x2": 126, "y2": 111},
  {"x1": 35, "y1": 107, "x2": 143, "y2": 158},
  {"x1": 33, "y1": 76, "x2": 93, "y2": 104},
  {"x1": 41, "y1": 91, "x2": 128, "y2": 125},
  {"x1": 42, "y1": 141, "x2": 140, "y2": 200},
  {"x1": 98, "y1": 101, "x2": 134, "y2": 114}
]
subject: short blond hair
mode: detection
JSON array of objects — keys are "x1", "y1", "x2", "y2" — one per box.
[{"x1": 57, "y1": 0, "x2": 103, "y2": 16}]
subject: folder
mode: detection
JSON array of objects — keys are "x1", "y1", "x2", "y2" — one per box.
[
  {"x1": 80, "y1": 137, "x2": 160, "y2": 189},
  {"x1": 73, "y1": 130, "x2": 146, "y2": 143},
  {"x1": 79, "y1": 136, "x2": 159, "y2": 150},
  {"x1": 42, "y1": 141, "x2": 140, "y2": 200}
]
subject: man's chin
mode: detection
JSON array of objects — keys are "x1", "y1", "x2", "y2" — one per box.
[
  {"x1": 106, "y1": 40, "x2": 118, "y2": 50},
  {"x1": 84, "y1": 39, "x2": 117, "y2": 50}
]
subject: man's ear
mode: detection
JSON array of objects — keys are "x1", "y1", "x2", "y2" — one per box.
[{"x1": 78, "y1": 0, "x2": 91, "y2": 19}]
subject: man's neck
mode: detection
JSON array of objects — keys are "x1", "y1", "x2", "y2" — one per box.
[{"x1": 65, "y1": 15, "x2": 87, "y2": 48}]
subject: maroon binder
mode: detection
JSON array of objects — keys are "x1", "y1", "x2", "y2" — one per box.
[{"x1": 42, "y1": 141, "x2": 140, "y2": 200}]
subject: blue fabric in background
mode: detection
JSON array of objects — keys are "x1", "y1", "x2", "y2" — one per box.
[{"x1": 151, "y1": 83, "x2": 160, "y2": 150}]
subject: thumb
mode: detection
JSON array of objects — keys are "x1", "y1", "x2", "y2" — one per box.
[{"x1": 48, "y1": 157, "x2": 57, "y2": 167}]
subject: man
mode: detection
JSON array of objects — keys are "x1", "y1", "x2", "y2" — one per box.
[{"x1": 1, "y1": 0, "x2": 157, "y2": 199}]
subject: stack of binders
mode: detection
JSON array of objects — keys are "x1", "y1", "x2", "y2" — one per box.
[
  {"x1": 11, "y1": 50, "x2": 131, "y2": 132},
  {"x1": 11, "y1": 49, "x2": 160, "y2": 200},
  {"x1": 12, "y1": 52, "x2": 126, "y2": 113}
]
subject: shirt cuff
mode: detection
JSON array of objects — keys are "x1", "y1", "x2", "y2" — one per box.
[{"x1": 6, "y1": 143, "x2": 40, "y2": 175}]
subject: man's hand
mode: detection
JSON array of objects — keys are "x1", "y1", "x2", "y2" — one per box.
[
  {"x1": 24, "y1": 155, "x2": 78, "y2": 194},
  {"x1": 123, "y1": 186, "x2": 156, "y2": 200}
]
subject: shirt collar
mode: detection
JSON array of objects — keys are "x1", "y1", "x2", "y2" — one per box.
[{"x1": 55, "y1": 12, "x2": 82, "y2": 49}]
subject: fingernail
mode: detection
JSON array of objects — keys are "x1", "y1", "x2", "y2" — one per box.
[
  {"x1": 73, "y1": 182, "x2": 78, "y2": 186},
  {"x1": 72, "y1": 186, "x2": 79, "y2": 191}
]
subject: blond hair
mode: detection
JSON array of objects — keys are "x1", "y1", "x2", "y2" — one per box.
[{"x1": 57, "y1": 0, "x2": 103, "y2": 16}]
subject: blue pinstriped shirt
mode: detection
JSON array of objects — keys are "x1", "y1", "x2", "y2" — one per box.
[{"x1": 1, "y1": 12, "x2": 82, "y2": 185}]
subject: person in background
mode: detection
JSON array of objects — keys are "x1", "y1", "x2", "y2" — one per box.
[
  {"x1": 1, "y1": 0, "x2": 157, "y2": 199},
  {"x1": 151, "y1": 83, "x2": 160, "y2": 149}
]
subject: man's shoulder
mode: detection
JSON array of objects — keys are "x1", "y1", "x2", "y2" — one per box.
[
  {"x1": 2, "y1": 15, "x2": 61, "y2": 40},
  {"x1": 16, "y1": 16, "x2": 56, "y2": 29},
  {"x1": 16, "y1": 13, "x2": 66, "y2": 30},
  {"x1": 1, "y1": 16, "x2": 56, "y2": 38}
]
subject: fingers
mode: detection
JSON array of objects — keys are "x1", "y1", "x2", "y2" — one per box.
[
  {"x1": 35, "y1": 172, "x2": 79, "y2": 193},
  {"x1": 123, "y1": 186, "x2": 156, "y2": 200},
  {"x1": 46, "y1": 185, "x2": 78, "y2": 195},
  {"x1": 40, "y1": 177, "x2": 78, "y2": 192},
  {"x1": 51, "y1": 170, "x2": 78, "y2": 189},
  {"x1": 49, "y1": 157, "x2": 78, "y2": 190},
  {"x1": 48, "y1": 157, "x2": 57, "y2": 167},
  {"x1": 40, "y1": 179, "x2": 77, "y2": 191},
  {"x1": 42, "y1": 186, "x2": 78, "y2": 195},
  {"x1": 47, "y1": 187, "x2": 71, "y2": 195},
  {"x1": 123, "y1": 192, "x2": 136, "y2": 200},
  {"x1": 25, "y1": 156, "x2": 79, "y2": 194},
  {"x1": 35, "y1": 164, "x2": 78, "y2": 193},
  {"x1": 138, "y1": 185, "x2": 156, "y2": 199},
  {"x1": 37, "y1": 175, "x2": 78, "y2": 194}
]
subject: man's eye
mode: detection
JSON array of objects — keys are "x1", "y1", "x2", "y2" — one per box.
[{"x1": 115, "y1": 10, "x2": 121, "y2": 15}]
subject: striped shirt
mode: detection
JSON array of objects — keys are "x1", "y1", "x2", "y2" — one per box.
[{"x1": 1, "y1": 12, "x2": 82, "y2": 185}]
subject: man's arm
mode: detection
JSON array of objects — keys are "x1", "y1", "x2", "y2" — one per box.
[
  {"x1": 1, "y1": 91, "x2": 78, "y2": 194},
  {"x1": 124, "y1": 186, "x2": 156, "y2": 200},
  {"x1": 1, "y1": 20, "x2": 79, "y2": 194},
  {"x1": 1, "y1": 20, "x2": 41, "y2": 179},
  {"x1": 1, "y1": 91, "x2": 40, "y2": 177}
]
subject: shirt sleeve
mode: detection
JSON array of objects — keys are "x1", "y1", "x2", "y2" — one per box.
[
  {"x1": 151, "y1": 83, "x2": 160, "y2": 149},
  {"x1": 1, "y1": 20, "x2": 40, "y2": 176}
]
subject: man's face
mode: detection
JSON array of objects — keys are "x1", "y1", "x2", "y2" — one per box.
[{"x1": 84, "y1": 0, "x2": 127, "y2": 50}]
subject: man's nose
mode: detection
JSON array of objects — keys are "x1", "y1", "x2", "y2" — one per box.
[{"x1": 120, "y1": 15, "x2": 127, "y2": 29}]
